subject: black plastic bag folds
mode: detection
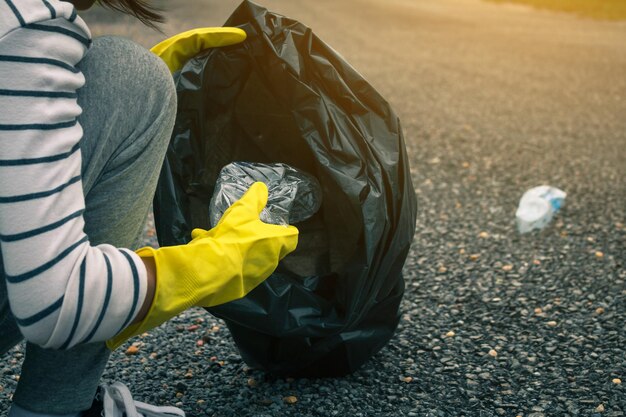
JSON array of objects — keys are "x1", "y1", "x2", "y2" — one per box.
[{"x1": 154, "y1": 0, "x2": 417, "y2": 377}]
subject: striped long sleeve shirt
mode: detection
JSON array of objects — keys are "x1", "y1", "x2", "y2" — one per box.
[{"x1": 0, "y1": 0, "x2": 148, "y2": 349}]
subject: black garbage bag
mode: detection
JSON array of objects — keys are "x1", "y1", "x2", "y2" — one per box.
[{"x1": 154, "y1": 0, "x2": 417, "y2": 377}]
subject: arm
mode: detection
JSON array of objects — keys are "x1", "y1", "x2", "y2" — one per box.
[
  {"x1": 0, "y1": 0, "x2": 148, "y2": 348},
  {"x1": 133, "y1": 258, "x2": 156, "y2": 324}
]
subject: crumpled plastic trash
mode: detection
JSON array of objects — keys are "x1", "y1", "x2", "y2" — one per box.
[
  {"x1": 516, "y1": 185, "x2": 566, "y2": 233},
  {"x1": 209, "y1": 162, "x2": 322, "y2": 227}
]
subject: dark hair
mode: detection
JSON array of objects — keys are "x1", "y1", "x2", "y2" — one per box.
[{"x1": 97, "y1": 0, "x2": 164, "y2": 28}]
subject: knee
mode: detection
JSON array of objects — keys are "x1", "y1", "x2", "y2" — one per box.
[{"x1": 81, "y1": 36, "x2": 177, "y2": 129}]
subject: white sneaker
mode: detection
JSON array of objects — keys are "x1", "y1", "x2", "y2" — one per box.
[{"x1": 86, "y1": 382, "x2": 185, "y2": 417}]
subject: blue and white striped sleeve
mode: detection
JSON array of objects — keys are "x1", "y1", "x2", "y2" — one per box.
[{"x1": 0, "y1": 0, "x2": 148, "y2": 349}]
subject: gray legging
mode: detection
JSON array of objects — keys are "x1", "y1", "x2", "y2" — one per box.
[{"x1": 0, "y1": 36, "x2": 176, "y2": 414}]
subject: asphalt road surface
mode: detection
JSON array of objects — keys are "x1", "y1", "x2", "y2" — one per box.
[{"x1": 1, "y1": 0, "x2": 625, "y2": 416}]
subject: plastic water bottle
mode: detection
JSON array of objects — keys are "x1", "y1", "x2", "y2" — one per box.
[
  {"x1": 515, "y1": 186, "x2": 566, "y2": 234},
  {"x1": 209, "y1": 162, "x2": 322, "y2": 227}
]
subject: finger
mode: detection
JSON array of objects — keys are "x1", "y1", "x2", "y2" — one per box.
[
  {"x1": 151, "y1": 27, "x2": 247, "y2": 73},
  {"x1": 281, "y1": 226, "x2": 299, "y2": 257},
  {"x1": 190, "y1": 228, "x2": 207, "y2": 240},
  {"x1": 261, "y1": 224, "x2": 299, "y2": 258},
  {"x1": 237, "y1": 182, "x2": 269, "y2": 216},
  {"x1": 216, "y1": 182, "x2": 268, "y2": 228}
]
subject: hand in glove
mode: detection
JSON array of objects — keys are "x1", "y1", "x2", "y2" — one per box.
[
  {"x1": 107, "y1": 182, "x2": 298, "y2": 349},
  {"x1": 151, "y1": 27, "x2": 247, "y2": 73}
]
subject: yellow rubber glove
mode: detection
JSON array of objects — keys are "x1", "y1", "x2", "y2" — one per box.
[
  {"x1": 151, "y1": 27, "x2": 247, "y2": 73},
  {"x1": 107, "y1": 182, "x2": 298, "y2": 350}
]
